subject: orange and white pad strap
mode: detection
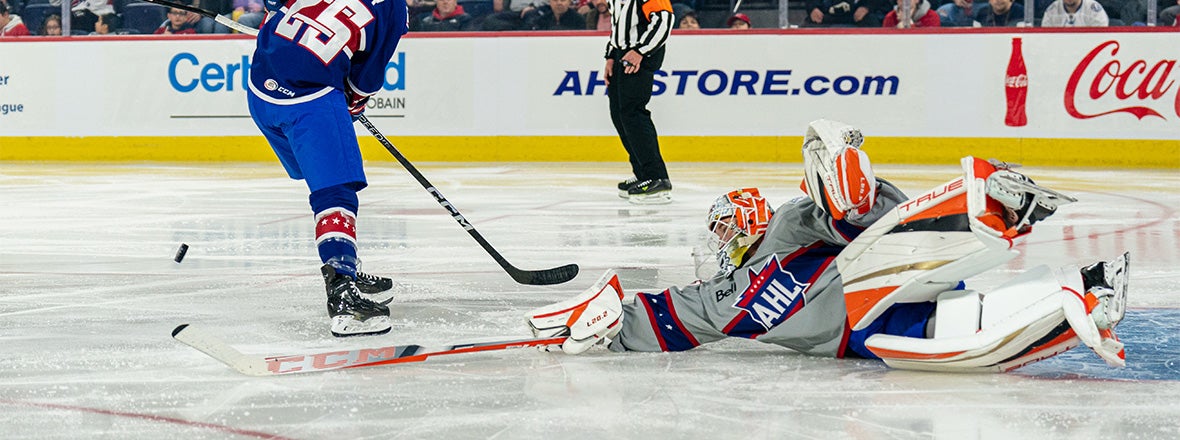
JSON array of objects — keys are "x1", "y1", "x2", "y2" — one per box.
[{"x1": 1063, "y1": 287, "x2": 1126, "y2": 368}]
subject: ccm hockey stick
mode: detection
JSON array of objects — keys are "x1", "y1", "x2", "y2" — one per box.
[
  {"x1": 138, "y1": 0, "x2": 578, "y2": 285},
  {"x1": 173, "y1": 324, "x2": 565, "y2": 376},
  {"x1": 141, "y1": 0, "x2": 259, "y2": 35},
  {"x1": 356, "y1": 115, "x2": 579, "y2": 285}
]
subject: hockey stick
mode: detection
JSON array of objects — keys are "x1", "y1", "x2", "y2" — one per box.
[
  {"x1": 173, "y1": 324, "x2": 565, "y2": 376},
  {"x1": 140, "y1": 0, "x2": 260, "y2": 35},
  {"x1": 356, "y1": 115, "x2": 580, "y2": 285},
  {"x1": 145, "y1": 0, "x2": 578, "y2": 285}
]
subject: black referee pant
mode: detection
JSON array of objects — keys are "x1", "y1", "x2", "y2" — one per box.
[{"x1": 608, "y1": 46, "x2": 668, "y2": 182}]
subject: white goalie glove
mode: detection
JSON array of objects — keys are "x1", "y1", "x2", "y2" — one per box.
[{"x1": 525, "y1": 270, "x2": 625, "y2": 355}]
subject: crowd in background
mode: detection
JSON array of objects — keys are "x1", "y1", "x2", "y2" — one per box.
[{"x1": 2, "y1": 0, "x2": 1178, "y2": 36}]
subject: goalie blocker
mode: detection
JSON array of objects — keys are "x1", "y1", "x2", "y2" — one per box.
[{"x1": 838, "y1": 157, "x2": 1127, "y2": 372}]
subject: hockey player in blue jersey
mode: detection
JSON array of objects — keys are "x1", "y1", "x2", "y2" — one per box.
[
  {"x1": 247, "y1": 0, "x2": 409, "y2": 337},
  {"x1": 527, "y1": 119, "x2": 1131, "y2": 373}
]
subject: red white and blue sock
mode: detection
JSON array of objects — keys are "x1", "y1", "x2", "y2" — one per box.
[{"x1": 311, "y1": 183, "x2": 362, "y2": 279}]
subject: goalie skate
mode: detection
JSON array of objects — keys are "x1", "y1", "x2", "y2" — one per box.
[
  {"x1": 985, "y1": 169, "x2": 1077, "y2": 232},
  {"x1": 526, "y1": 269, "x2": 624, "y2": 354},
  {"x1": 323, "y1": 265, "x2": 391, "y2": 337},
  {"x1": 1062, "y1": 253, "x2": 1131, "y2": 368},
  {"x1": 1080, "y1": 252, "x2": 1129, "y2": 330}
]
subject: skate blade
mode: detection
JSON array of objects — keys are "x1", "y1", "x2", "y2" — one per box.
[
  {"x1": 1106, "y1": 252, "x2": 1130, "y2": 326},
  {"x1": 358, "y1": 291, "x2": 395, "y2": 306},
  {"x1": 331, "y1": 315, "x2": 392, "y2": 337},
  {"x1": 628, "y1": 192, "x2": 672, "y2": 205}
]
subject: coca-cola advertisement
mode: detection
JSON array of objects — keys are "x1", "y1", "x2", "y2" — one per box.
[
  {"x1": 1064, "y1": 39, "x2": 1180, "y2": 124},
  {"x1": 1005, "y1": 37, "x2": 1028, "y2": 127}
]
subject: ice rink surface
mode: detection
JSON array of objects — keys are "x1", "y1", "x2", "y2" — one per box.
[{"x1": 1, "y1": 161, "x2": 1178, "y2": 439}]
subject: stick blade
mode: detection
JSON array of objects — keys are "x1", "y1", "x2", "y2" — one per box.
[
  {"x1": 509, "y1": 263, "x2": 579, "y2": 285},
  {"x1": 172, "y1": 324, "x2": 273, "y2": 376}
]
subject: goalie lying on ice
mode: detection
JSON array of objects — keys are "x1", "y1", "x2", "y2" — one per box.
[{"x1": 526, "y1": 119, "x2": 1130, "y2": 373}]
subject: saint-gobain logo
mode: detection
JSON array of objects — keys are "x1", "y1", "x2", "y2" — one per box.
[{"x1": 264, "y1": 79, "x2": 279, "y2": 91}]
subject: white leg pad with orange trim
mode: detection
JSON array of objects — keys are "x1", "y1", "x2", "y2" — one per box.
[
  {"x1": 865, "y1": 264, "x2": 1125, "y2": 373},
  {"x1": 526, "y1": 270, "x2": 625, "y2": 355}
]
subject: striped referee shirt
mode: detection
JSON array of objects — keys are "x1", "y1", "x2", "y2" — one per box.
[{"x1": 605, "y1": 0, "x2": 674, "y2": 58}]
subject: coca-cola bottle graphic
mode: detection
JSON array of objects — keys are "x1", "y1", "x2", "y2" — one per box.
[{"x1": 1005, "y1": 37, "x2": 1028, "y2": 127}]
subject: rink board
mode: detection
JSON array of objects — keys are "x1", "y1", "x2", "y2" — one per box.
[{"x1": 1, "y1": 30, "x2": 1178, "y2": 166}]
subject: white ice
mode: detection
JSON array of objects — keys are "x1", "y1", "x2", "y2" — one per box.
[{"x1": 1, "y1": 161, "x2": 1178, "y2": 439}]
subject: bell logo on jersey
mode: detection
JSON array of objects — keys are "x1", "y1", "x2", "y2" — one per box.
[{"x1": 732, "y1": 256, "x2": 809, "y2": 331}]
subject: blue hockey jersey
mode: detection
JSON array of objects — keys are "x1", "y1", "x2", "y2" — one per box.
[{"x1": 249, "y1": 0, "x2": 409, "y2": 104}]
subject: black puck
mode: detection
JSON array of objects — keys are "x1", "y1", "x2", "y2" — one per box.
[{"x1": 174, "y1": 243, "x2": 189, "y2": 263}]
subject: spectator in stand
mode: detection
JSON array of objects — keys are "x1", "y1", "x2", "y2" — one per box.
[
  {"x1": 974, "y1": 0, "x2": 1024, "y2": 25},
  {"x1": 883, "y1": 0, "x2": 941, "y2": 26},
  {"x1": 72, "y1": 0, "x2": 115, "y2": 33},
  {"x1": 727, "y1": 12, "x2": 752, "y2": 28},
  {"x1": 937, "y1": 0, "x2": 981, "y2": 26},
  {"x1": 406, "y1": 0, "x2": 435, "y2": 16},
  {"x1": 1042, "y1": 0, "x2": 1109, "y2": 25},
  {"x1": 412, "y1": 0, "x2": 475, "y2": 31},
  {"x1": 483, "y1": 0, "x2": 545, "y2": 30},
  {"x1": 804, "y1": 0, "x2": 891, "y2": 27},
  {"x1": 233, "y1": 0, "x2": 265, "y2": 30},
  {"x1": 584, "y1": 0, "x2": 610, "y2": 30},
  {"x1": 671, "y1": 2, "x2": 689, "y2": 27},
  {"x1": 1160, "y1": 0, "x2": 1179, "y2": 25},
  {"x1": 678, "y1": 8, "x2": 700, "y2": 28},
  {"x1": 156, "y1": 6, "x2": 203, "y2": 34},
  {"x1": 41, "y1": 13, "x2": 61, "y2": 35},
  {"x1": 203, "y1": 0, "x2": 235, "y2": 15},
  {"x1": 91, "y1": 12, "x2": 119, "y2": 34},
  {"x1": 527, "y1": 0, "x2": 585, "y2": 30},
  {"x1": 0, "y1": 0, "x2": 30, "y2": 36}
]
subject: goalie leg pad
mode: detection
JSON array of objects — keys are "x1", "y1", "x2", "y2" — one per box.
[
  {"x1": 865, "y1": 263, "x2": 1127, "y2": 373},
  {"x1": 526, "y1": 270, "x2": 625, "y2": 355},
  {"x1": 859, "y1": 265, "x2": 1095, "y2": 372},
  {"x1": 866, "y1": 289, "x2": 1076, "y2": 373}
]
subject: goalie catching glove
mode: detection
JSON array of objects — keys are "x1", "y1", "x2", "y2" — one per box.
[
  {"x1": 526, "y1": 270, "x2": 625, "y2": 354},
  {"x1": 800, "y1": 119, "x2": 876, "y2": 221}
]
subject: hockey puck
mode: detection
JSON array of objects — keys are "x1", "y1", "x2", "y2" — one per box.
[{"x1": 174, "y1": 243, "x2": 189, "y2": 263}]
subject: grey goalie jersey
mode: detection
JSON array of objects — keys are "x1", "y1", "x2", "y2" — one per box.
[{"x1": 608, "y1": 180, "x2": 907, "y2": 356}]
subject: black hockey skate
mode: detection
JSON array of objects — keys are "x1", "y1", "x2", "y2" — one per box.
[
  {"x1": 354, "y1": 271, "x2": 395, "y2": 305},
  {"x1": 323, "y1": 264, "x2": 391, "y2": 337},
  {"x1": 617, "y1": 177, "x2": 637, "y2": 199},
  {"x1": 627, "y1": 179, "x2": 672, "y2": 205}
]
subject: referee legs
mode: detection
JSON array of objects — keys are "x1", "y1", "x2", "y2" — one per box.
[{"x1": 608, "y1": 47, "x2": 668, "y2": 182}]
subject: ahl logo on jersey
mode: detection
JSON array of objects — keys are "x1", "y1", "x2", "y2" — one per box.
[{"x1": 731, "y1": 256, "x2": 809, "y2": 331}]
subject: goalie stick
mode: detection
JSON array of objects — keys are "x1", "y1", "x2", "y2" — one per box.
[
  {"x1": 173, "y1": 324, "x2": 566, "y2": 376},
  {"x1": 140, "y1": 0, "x2": 579, "y2": 285}
]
